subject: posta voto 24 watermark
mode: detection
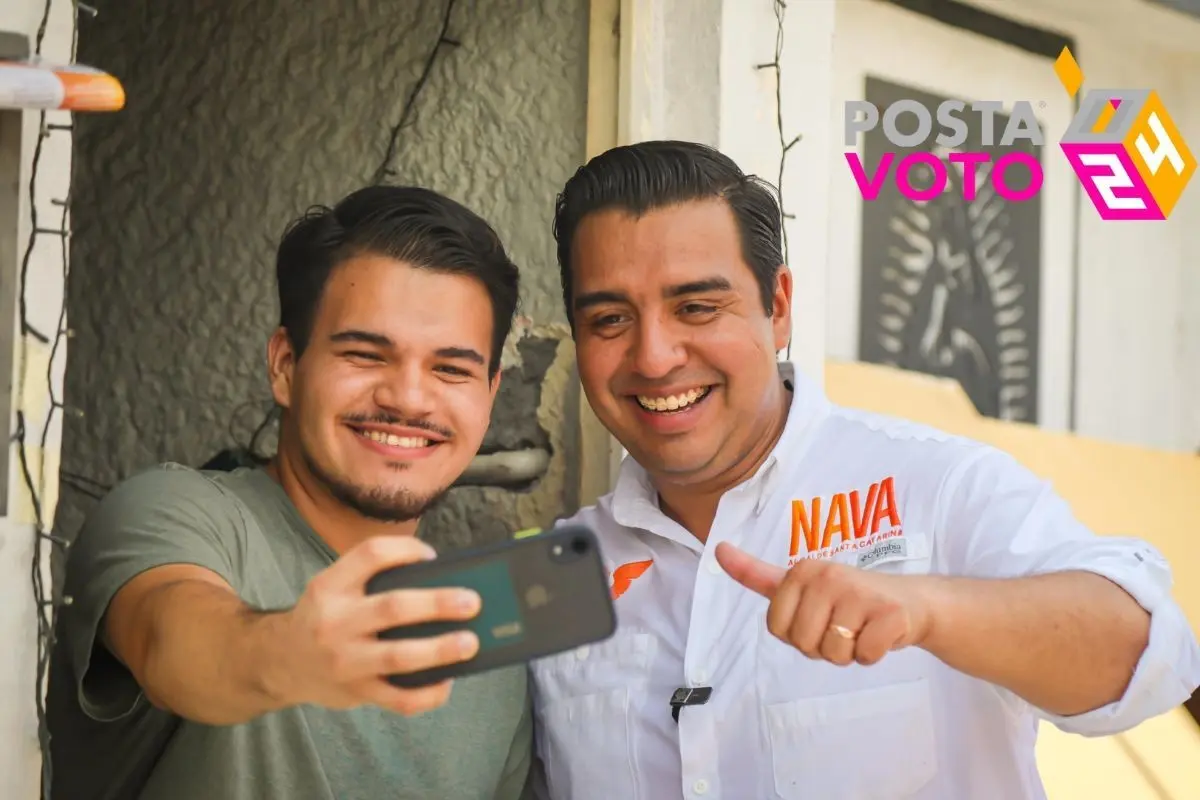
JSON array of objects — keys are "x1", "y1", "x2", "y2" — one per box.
[{"x1": 843, "y1": 47, "x2": 1197, "y2": 221}]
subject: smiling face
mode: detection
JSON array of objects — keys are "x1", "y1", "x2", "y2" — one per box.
[
  {"x1": 268, "y1": 252, "x2": 499, "y2": 521},
  {"x1": 570, "y1": 199, "x2": 793, "y2": 486}
]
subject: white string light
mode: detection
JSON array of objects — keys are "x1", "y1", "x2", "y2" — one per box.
[
  {"x1": 17, "y1": 2, "x2": 87, "y2": 796},
  {"x1": 756, "y1": 0, "x2": 801, "y2": 359}
]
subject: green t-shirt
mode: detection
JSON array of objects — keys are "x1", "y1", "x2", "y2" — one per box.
[{"x1": 47, "y1": 464, "x2": 533, "y2": 800}]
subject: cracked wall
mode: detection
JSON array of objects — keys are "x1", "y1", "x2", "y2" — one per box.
[{"x1": 59, "y1": 0, "x2": 588, "y2": 551}]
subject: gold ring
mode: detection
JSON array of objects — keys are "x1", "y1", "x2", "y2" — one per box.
[{"x1": 829, "y1": 623, "x2": 857, "y2": 639}]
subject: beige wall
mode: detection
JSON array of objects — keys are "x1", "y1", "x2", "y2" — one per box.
[{"x1": 827, "y1": 359, "x2": 1200, "y2": 799}]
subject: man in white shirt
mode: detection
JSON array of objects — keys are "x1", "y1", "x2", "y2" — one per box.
[{"x1": 532, "y1": 140, "x2": 1200, "y2": 800}]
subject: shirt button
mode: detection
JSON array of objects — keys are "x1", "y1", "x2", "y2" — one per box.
[
  {"x1": 706, "y1": 559, "x2": 721, "y2": 575},
  {"x1": 693, "y1": 778, "x2": 710, "y2": 795},
  {"x1": 574, "y1": 646, "x2": 590, "y2": 660},
  {"x1": 691, "y1": 669, "x2": 709, "y2": 685}
]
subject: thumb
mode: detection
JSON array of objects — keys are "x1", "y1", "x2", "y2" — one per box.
[{"x1": 715, "y1": 542, "x2": 786, "y2": 598}]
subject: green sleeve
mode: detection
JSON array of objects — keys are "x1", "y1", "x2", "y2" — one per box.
[
  {"x1": 495, "y1": 672, "x2": 535, "y2": 800},
  {"x1": 59, "y1": 463, "x2": 246, "y2": 723}
]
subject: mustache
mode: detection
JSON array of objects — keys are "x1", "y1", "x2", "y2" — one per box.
[{"x1": 341, "y1": 412, "x2": 454, "y2": 440}]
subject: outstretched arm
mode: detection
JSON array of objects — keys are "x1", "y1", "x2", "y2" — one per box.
[
  {"x1": 62, "y1": 467, "x2": 482, "y2": 727},
  {"x1": 716, "y1": 447, "x2": 1200, "y2": 734},
  {"x1": 106, "y1": 536, "x2": 480, "y2": 726},
  {"x1": 716, "y1": 547, "x2": 1151, "y2": 716}
]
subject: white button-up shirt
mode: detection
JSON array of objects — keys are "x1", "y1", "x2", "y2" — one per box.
[{"x1": 530, "y1": 365, "x2": 1200, "y2": 800}]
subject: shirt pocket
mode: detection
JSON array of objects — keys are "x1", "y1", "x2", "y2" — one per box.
[
  {"x1": 764, "y1": 679, "x2": 938, "y2": 800},
  {"x1": 531, "y1": 631, "x2": 657, "y2": 800}
]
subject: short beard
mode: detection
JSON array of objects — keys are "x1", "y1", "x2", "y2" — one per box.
[{"x1": 301, "y1": 446, "x2": 451, "y2": 523}]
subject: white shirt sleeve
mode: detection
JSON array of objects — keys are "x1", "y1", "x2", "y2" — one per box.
[{"x1": 935, "y1": 446, "x2": 1200, "y2": 737}]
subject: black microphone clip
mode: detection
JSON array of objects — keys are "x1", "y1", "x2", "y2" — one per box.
[{"x1": 669, "y1": 686, "x2": 713, "y2": 723}]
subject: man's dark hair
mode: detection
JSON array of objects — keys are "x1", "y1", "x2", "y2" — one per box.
[
  {"x1": 276, "y1": 185, "x2": 519, "y2": 377},
  {"x1": 552, "y1": 140, "x2": 784, "y2": 326}
]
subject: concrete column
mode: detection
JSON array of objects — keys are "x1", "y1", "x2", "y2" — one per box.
[{"x1": 618, "y1": 0, "x2": 723, "y2": 146}]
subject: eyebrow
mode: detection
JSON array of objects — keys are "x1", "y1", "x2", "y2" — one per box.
[
  {"x1": 665, "y1": 277, "x2": 732, "y2": 298},
  {"x1": 329, "y1": 329, "x2": 391, "y2": 347},
  {"x1": 435, "y1": 346, "x2": 487, "y2": 366},
  {"x1": 573, "y1": 276, "x2": 734, "y2": 312},
  {"x1": 573, "y1": 290, "x2": 626, "y2": 312},
  {"x1": 329, "y1": 331, "x2": 486, "y2": 366}
]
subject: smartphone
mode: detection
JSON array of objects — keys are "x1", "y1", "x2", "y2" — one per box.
[{"x1": 364, "y1": 525, "x2": 617, "y2": 689}]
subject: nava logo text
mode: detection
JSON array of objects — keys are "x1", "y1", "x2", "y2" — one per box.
[{"x1": 789, "y1": 477, "x2": 903, "y2": 566}]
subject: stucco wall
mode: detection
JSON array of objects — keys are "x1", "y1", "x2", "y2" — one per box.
[{"x1": 60, "y1": 0, "x2": 589, "y2": 548}]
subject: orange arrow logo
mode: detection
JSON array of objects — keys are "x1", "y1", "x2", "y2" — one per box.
[{"x1": 611, "y1": 559, "x2": 653, "y2": 600}]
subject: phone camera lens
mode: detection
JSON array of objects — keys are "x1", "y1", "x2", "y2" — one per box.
[{"x1": 570, "y1": 536, "x2": 589, "y2": 554}]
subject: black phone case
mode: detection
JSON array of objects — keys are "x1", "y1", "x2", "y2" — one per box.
[{"x1": 364, "y1": 525, "x2": 617, "y2": 689}]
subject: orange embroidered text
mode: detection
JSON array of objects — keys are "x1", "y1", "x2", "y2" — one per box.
[
  {"x1": 610, "y1": 559, "x2": 653, "y2": 600},
  {"x1": 789, "y1": 476, "x2": 902, "y2": 562}
]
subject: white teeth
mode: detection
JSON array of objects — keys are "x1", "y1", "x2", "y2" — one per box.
[
  {"x1": 362, "y1": 430, "x2": 431, "y2": 448},
  {"x1": 636, "y1": 387, "x2": 710, "y2": 413}
]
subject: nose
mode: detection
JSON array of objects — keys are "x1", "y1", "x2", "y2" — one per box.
[
  {"x1": 630, "y1": 316, "x2": 687, "y2": 380},
  {"x1": 372, "y1": 362, "x2": 437, "y2": 417}
]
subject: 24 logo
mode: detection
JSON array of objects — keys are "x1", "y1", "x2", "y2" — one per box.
[{"x1": 1055, "y1": 47, "x2": 1196, "y2": 220}]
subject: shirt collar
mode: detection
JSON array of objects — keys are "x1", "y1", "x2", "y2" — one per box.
[{"x1": 610, "y1": 361, "x2": 831, "y2": 538}]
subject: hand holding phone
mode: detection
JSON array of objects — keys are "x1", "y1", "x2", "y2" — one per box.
[
  {"x1": 366, "y1": 525, "x2": 617, "y2": 688},
  {"x1": 274, "y1": 535, "x2": 482, "y2": 716}
]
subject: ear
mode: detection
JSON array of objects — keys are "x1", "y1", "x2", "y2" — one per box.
[
  {"x1": 267, "y1": 327, "x2": 296, "y2": 409},
  {"x1": 770, "y1": 265, "x2": 793, "y2": 352},
  {"x1": 488, "y1": 368, "x2": 503, "y2": 402}
]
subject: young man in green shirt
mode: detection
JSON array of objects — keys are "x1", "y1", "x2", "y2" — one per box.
[{"x1": 47, "y1": 185, "x2": 533, "y2": 800}]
